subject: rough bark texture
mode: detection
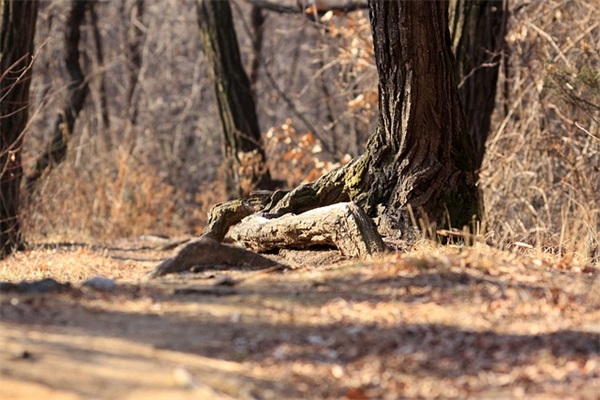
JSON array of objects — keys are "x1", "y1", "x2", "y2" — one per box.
[
  {"x1": 196, "y1": 0, "x2": 277, "y2": 198},
  {"x1": 150, "y1": 0, "x2": 483, "y2": 274},
  {"x1": 231, "y1": 202, "x2": 385, "y2": 258},
  {"x1": 25, "y1": 0, "x2": 88, "y2": 190},
  {"x1": 449, "y1": 0, "x2": 507, "y2": 171},
  {"x1": 201, "y1": 189, "x2": 280, "y2": 241},
  {"x1": 362, "y1": 0, "x2": 481, "y2": 233},
  {"x1": 258, "y1": 0, "x2": 482, "y2": 237},
  {"x1": 0, "y1": 0, "x2": 38, "y2": 258}
]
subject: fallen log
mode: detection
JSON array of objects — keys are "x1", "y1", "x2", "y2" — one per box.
[{"x1": 231, "y1": 202, "x2": 386, "y2": 258}]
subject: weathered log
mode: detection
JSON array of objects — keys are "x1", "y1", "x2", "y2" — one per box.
[
  {"x1": 202, "y1": 199, "x2": 259, "y2": 242},
  {"x1": 141, "y1": 236, "x2": 282, "y2": 280},
  {"x1": 231, "y1": 202, "x2": 386, "y2": 258},
  {"x1": 202, "y1": 189, "x2": 289, "y2": 241}
]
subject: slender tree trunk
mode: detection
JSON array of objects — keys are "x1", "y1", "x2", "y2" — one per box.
[
  {"x1": 449, "y1": 0, "x2": 507, "y2": 171},
  {"x1": 25, "y1": 0, "x2": 88, "y2": 190},
  {"x1": 196, "y1": 0, "x2": 276, "y2": 198},
  {"x1": 124, "y1": 0, "x2": 144, "y2": 125},
  {"x1": 0, "y1": 0, "x2": 39, "y2": 258},
  {"x1": 248, "y1": 5, "x2": 265, "y2": 91},
  {"x1": 89, "y1": 1, "x2": 110, "y2": 130}
]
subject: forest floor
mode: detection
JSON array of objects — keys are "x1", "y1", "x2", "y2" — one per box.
[{"x1": 0, "y1": 236, "x2": 599, "y2": 399}]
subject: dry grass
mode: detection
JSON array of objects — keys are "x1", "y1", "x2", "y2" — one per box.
[
  {"x1": 0, "y1": 241, "x2": 161, "y2": 283},
  {"x1": 480, "y1": 0, "x2": 600, "y2": 264}
]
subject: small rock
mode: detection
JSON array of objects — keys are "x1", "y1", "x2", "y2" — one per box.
[
  {"x1": 172, "y1": 366, "x2": 198, "y2": 389},
  {"x1": 83, "y1": 276, "x2": 116, "y2": 291},
  {"x1": 213, "y1": 275, "x2": 237, "y2": 287}
]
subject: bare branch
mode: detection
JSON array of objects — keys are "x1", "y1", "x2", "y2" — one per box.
[{"x1": 243, "y1": 0, "x2": 368, "y2": 15}]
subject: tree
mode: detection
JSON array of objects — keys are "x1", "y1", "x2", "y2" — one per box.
[
  {"x1": 147, "y1": 0, "x2": 483, "y2": 278},
  {"x1": 122, "y1": 0, "x2": 145, "y2": 125},
  {"x1": 0, "y1": 0, "x2": 39, "y2": 258},
  {"x1": 450, "y1": 0, "x2": 507, "y2": 170},
  {"x1": 249, "y1": 0, "x2": 507, "y2": 172},
  {"x1": 247, "y1": 4, "x2": 266, "y2": 90},
  {"x1": 195, "y1": 0, "x2": 277, "y2": 199},
  {"x1": 25, "y1": 0, "x2": 88, "y2": 190},
  {"x1": 205, "y1": 0, "x2": 481, "y2": 244},
  {"x1": 89, "y1": 0, "x2": 110, "y2": 130}
]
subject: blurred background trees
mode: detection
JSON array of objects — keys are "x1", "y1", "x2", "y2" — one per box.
[
  {"x1": 1, "y1": 0, "x2": 39, "y2": 258},
  {"x1": 3, "y1": 0, "x2": 598, "y2": 262},
  {"x1": 196, "y1": 0, "x2": 277, "y2": 198},
  {"x1": 25, "y1": 0, "x2": 88, "y2": 190}
]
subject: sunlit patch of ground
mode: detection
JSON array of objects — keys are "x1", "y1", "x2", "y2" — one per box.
[{"x1": 1, "y1": 240, "x2": 599, "y2": 399}]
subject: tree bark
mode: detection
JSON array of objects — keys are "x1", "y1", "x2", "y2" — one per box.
[
  {"x1": 248, "y1": 5, "x2": 265, "y2": 90},
  {"x1": 123, "y1": 0, "x2": 144, "y2": 125},
  {"x1": 89, "y1": 1, "x2": 110, "y2": 130},
  {"x1": 0, "y1": 0, "x2": 39, "y2": 258},
  {"x1": 196, "y1": 0, "x2": 277, "y2": 199},
  {"x1": 25, "y1": 0, "x2": 88, "y2": 191},
  {"x1": 199, "y1": 0, "x2": 481, "y2": 243},
  {"x1": 147, "y1": 0, "x2": 483, "y2": 276},
  {"x1": 142, "y1": 236, "x2": 282, "y2": 280},
  {"x1": 449, "y1": 0, "x2": 507, "y2": 171},
  {"x1": 258, "y1": 0, "x2": 481, "y2": 237},
  {"x1": 231, "y1": 202, "x2": 385, "y2": 258},
  {"x1": 361, "y1": 0, "x2": 481, "y2": 233}
]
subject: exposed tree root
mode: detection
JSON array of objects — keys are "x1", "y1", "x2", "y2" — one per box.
[
  {"x1": 144, "y1": 158, "x2": 389, "y2": 279},
  {"x1": 141, "y1": 236, "x2": 282, "y2": 280},
  {"x1": 231, "y1": 202, "x2": 386, "y2": 258}
]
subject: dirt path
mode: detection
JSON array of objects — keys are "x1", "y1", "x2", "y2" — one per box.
[{"x1": 1, "y1": 240, "x2": 599, "y2": 399}]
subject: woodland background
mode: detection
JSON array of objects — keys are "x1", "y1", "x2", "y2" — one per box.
[
  {"x1": 20, "y1": 0, "x2": 600, "y2": 263},
  {"x1": 1, "y1": 1, "x2": 599, "y2": 398}
]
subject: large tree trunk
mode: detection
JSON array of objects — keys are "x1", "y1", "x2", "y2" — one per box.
[
  {"x1": 0, "y1": 0, "x2": 39, "y2": 258},
  {"x1": 449, "y1": 0, "x2": 507, "y2": 171},
  {"x1": 25, "y1": 0, "x2": 88, "y2": 190},
  {"x1": 122, "y1": 0, "x2": 144, "y2": 125},
  {"x1": 258, "y1": 0, "x2": 481, "y2": 236},
  {"x1": 146, "y1": 0, "x2": 483, "y2": 277},
  {"x1": 360, "y1": 0, "x2": 481, "y2": 233},
  {"x1": 196, "y1": 0, "x2": 276, "y2": 199},
  {"x1": 201, "y1": 0, "x2": 480, "y2": 242}
]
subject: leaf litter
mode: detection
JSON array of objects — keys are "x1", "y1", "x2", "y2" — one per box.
[{"x1": 0, "y1": 238, "x2": 598, "y2": 399}]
